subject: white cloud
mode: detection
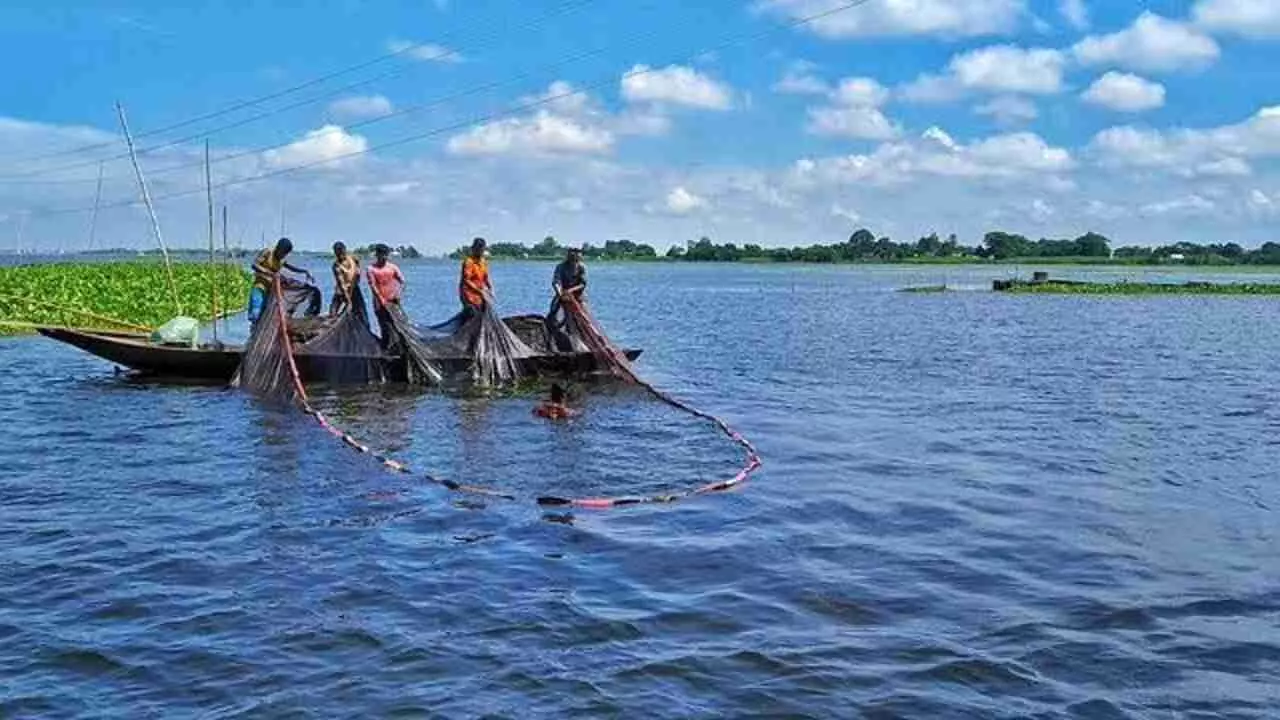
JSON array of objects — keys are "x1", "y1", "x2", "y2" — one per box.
[
  {"x1": 805, "y1": 77, "x2": 900, "y2": 140},
  {"x1": 445, "y1": 111, "x2": 614, "y2": 157},
  {"x1": 974, "y1": 96, "x2": 1039, "y2": 125},
  {"x1": 444, "y1": 80, "x2": 689, "y2": 158},
  {"x1": 1081, "y1": 72, "x2": 1166, "y2": 112},
  {"x1": 830, "y1": 204, "x2": 861, "y2": 223},
  {"x1": 1141, "y1": 194, "x2": 1216, "y2": 217},
  {"x1": 1029, "y1": 197, "x2": 1056, "y2": 221},
  {"x1": 774, "y1": 60, "x2": 829, "y2": 95},
  {"x1": 1199, "y1": 157, "x2": 1253, "y2": 176},
  {"x1": 327, "y1": 95, "x2": 394, "y2": 120},
  {"x1": 613, "y1": 108, "x2": 672, "y2": 137},
  {"x1": 898, "y1": 45, "x2": 1064, "y2": 104},
  {"x1": 950, "y1": 46, "x2": 1066, "y2": 94},
  {"x1": 665, "y1": 186, "x2": 707, "y2": 214},
  {"x1": 1072, "y1": 12, "x2": 1220, "y2": 73},
  {"x1": 898, "y1": 74, "x2": 966, "y2": 104},
  {"x1": 387, "y1": 39, "x2": 463, "y2": 63},
  {"x1": 262, "y1": 125, "x2": 368, "y2": 169},
  {"x1": 791, "y1": 127, "x2": 1073, "y2": 186},
  {"x1": 1193, "y1": 0, "x2": 1280, "y2": 39},
  {"x1": 807, "y1": 106, "x2": 900, "y2": 140},
  {"x1": 1089, "y1": 106, "x2": 1280, "y2": 177},
  {"x1": 1060, "y1": 0, "x2": 1089, "y2": 30},
  {"x1": 554, "y1": 196, "x2": 585, "y2": 212},
  {"x1": 829, "y1": 77, "x2": 891, "y2": 107},
  {"x1": 755, "y1": 0, "x2": 1026, "y2": 39},
  {"x1": 621, "y1": 65, "x2": 733, "y2": 110},
  {"x1": 519, "y1": 80, "x2": 596, "y2": 116}
]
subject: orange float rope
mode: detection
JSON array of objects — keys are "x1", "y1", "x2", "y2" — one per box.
[
  {"x1": 534, "y1": 294, "x2": 761, "y2": 508},
  {"x1": 265, "y1": 275, "x2": 512, "y2": 501},
  {"x1": 262, "y1": 276, "x2": 760, "y2": 510}
]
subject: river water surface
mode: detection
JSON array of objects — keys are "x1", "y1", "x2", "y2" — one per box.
[{"x1": 2, "y1": 262, "x2": 1278, "y2": 718}]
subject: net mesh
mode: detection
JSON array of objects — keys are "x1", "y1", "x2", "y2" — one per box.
[
  {"x1": 279, "y1": 281, "x2": 322, "y2": 318},
  {"x1": 232, "y1": 279, "x2": 303, "y2": 402},
  {"x1": 380, "y1": 302, "x2": 444, "y2": 386},
  {"x1": 297, "y1": 285, "x2": 388, "y2": 385},
  {"x1": 424, "y1": 300, "x2": 536, "y2": 386},
  {"x1": 231, "y1": 277, "x2": 761, "y2": 510}
]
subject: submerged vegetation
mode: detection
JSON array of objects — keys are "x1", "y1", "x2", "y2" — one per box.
[{"x1": 0, "y1": 261, "x2": 251, "y2": 335}]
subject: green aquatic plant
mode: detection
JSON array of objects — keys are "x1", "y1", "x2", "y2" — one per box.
[
  {"x1": 1001, "y1": 280, "x2": 1280, "y2": 296},
  {"x1": 0, "y1": 261, "x2": 252, "y2": 335}
]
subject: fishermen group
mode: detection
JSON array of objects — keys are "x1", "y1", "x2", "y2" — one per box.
[{"x1": 249, "y1": 236, "x2": 588, "y2": 348}]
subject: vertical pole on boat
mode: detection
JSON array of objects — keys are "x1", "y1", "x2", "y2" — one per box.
[
  {"x1": 221, "y1": 204, "x2": 232, "y2": 334},
  {"x1": 205, "y1": 140, "x2": 219, "y2": 344},
  {"x1": 86, "y1": 161, "x2": 104, "y2": 252},
  {"x1": 116, "y1": 101, "x2": 182, "y2": 315},
  {"x1": 15, "y1": 211, "x2": 28, "y2": 255}
]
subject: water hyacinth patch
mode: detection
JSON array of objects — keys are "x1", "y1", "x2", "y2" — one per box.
[
  {"x1": 1002, "y1": 280, "x2": 1280, "y2": 296},
  {"x1": 0, "y1": 261, "x2": 251, "y2": 335}
]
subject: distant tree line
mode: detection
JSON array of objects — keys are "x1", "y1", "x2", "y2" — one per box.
[
  {"x1": 453, "y1": 230, "x2": 1280, "y2": 266},
  {"x1": 451, "y1": 237, "x2": 658, "y2": 260},
  {"x1": 352, "y1": 244, "x2": 422, "y2": 258}
]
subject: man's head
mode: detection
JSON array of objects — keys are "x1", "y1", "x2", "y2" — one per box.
[
  {"x1": 374, "y1": 243, "x2": 390, "y2": 261},
  {"x1": 566, "y1": 247, "x2": 582, "y2": 264},
  {"x1": 273, "y1": 237, "x2": 293, "y2": 260},
  {"x1": 333, "y1": 241, "x2": 347, "y2": 258},
  {"x1": 550, "y1": 383, "x2": 565, "y2": 404},
  {"x1": 470, "y1": 237, "x2": 487, "y2": 258}
]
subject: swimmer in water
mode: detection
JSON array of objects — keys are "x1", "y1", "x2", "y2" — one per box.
[{"x1": 534, "y1": 383, "x2": 577, "y2": 420}]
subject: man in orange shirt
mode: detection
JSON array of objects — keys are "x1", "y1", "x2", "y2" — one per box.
[
  {"x1": 367, "y1": 244, "x2": 406, "y2": 348},
  {"x1": 458, "y1": 237, "x2": 491, "y2": 321}
]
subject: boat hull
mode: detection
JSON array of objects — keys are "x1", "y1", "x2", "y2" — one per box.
[{"x1": 36, "y1": 327, "x2": 642, "y2": 384}]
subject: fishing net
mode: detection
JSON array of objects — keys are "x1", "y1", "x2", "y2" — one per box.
[
  {"x1": 424, "y1": 298, "x2": 536, "y2": 386},
  {"x1": 558, "y1": 295, "x2": 638, "y2": 382},
  {"x1": 279, "y1": 281, "x2": 322, "y2": 318},
  {"x1": 296, "y1": 285, "x2": 389, "y2": 385},
  {"x1": 231, "y1": 276, "x2": 761, "y2": 510},
  {"x1": 379, "y1": 302, "x2": 444, "y2": 386},
  {"x1": 232, "y1": 280, "x2": 302, "y2": 402}
]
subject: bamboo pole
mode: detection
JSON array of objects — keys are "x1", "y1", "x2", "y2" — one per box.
[
  {"x1": 15, "y1": 212, "x2": 27, "y2": 254},
  {"x1": 205, "y1": 141, "x2": 219, "y2": 343},
  {"x1": 117, "y1": 101, "x2": 182, "y2": 315},
  {"x1": 0, "y1": 292, "x2": 153, "y2": 332},
  {"x1": 221, "y1": 205, "x2": 231, "y2": 323},
  {"x1": 87, "y1": 161, "x2": 104, "y2": 251}
]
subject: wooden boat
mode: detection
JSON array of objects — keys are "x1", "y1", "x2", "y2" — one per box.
[{"x1": 36, "y1": 322, "x2": 642, "y2": 384}]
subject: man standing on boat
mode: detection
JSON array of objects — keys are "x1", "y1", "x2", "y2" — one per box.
[
  {"x1": 458, "y1": 237, "x2": 492, "y2": 322},
  {"x1": 367, "y1": 243, "x2": 406, "y2": 348},
  {"x1": 545, "y1": 246, "x2": 586, "y2": 349},
  {"x1": 248, "y1": 237, "x2": 314, "y2": 325},
  {"x1": 329, "y1": 241, "x2": 363, "y2": 318},
  {"x1": 550, "y1": 243, "x2": 588, "y2": 319}
]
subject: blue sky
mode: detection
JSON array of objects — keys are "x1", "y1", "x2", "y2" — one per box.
[{"x1": 1, "y1": 0, "x2": 1279, "y2": 252}]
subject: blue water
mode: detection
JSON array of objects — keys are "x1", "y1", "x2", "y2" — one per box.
[{"x1": 2, "y1": 262, "x2": 1278, "y2": 718}]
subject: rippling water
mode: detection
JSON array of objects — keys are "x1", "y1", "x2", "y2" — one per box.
[{"x1": 2, "y1": 261, "x2": 1278, "y2": 718}]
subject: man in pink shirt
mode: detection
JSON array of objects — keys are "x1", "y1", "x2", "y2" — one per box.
[{"x1": 366, "y1": 244, "x2": 406, "y2": 348}]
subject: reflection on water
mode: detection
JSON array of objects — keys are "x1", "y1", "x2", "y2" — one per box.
[{"x1": 2, "y1": 262, "x2": 1278, "y2": 718}]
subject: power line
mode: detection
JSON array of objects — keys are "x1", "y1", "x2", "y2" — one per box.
[
  {"x1": 88, "y1": 6, "x2": 679, "y2": 185},
  {"x1": 27, "y1": 0, "x2": 879, "y2": 220},
  {"x1": 0, "y1": 0, "x2": 601, "y2": 176}
]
